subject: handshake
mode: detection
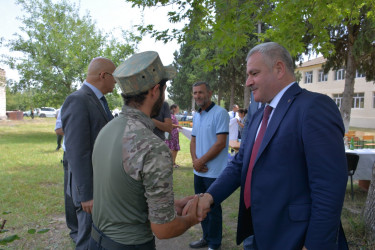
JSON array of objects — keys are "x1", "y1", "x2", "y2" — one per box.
[{"x1": 175, "y1": 193, "x2": 214, "y2": 226}]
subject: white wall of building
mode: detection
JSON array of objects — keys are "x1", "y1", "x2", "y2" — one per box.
[{"x1": 297, "y1": 58, "x2": 375, "y2": 129}]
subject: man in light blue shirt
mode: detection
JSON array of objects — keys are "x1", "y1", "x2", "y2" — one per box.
[{"x1": 189, "y1": 81, "x2": 229, "y2": 250}]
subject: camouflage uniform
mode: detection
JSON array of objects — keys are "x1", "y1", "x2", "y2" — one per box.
[{"x1": 92, "y1": 105, "x2": 175, "y2": 245}]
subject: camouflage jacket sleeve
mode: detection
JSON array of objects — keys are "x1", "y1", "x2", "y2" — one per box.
[
  {"x1": 143, "y1": 142, "x2": 176, "y2": 224},
  {"x1": 122, "y1": 125, "x2": 176, "y2": 224}
]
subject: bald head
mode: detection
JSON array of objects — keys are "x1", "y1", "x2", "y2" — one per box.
[
  {"x1": 86, "y1": 57, "x2": 116, "y2": 95},
  {"x1": 87, "y1": 57, "x2": 116, "y2": 76}
]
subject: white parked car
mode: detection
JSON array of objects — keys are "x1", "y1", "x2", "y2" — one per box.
[{"x1": 38, "y1": 107, "x2": 57, "y2": 118}]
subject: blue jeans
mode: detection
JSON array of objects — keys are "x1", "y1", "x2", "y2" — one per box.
[{"x1": 194, "y1": 175, "x2": 222, "y2": 249}]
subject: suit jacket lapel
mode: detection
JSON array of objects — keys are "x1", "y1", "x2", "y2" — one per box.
[
  {"x1": 81, "y1": 85, "x2": 109, "y2": 122},
  {"x1": 242, "y1": 106, "x2": 264, "y2": 175},
  {"x1": 256, "y1": 83, "x2": 302, "y2": 160}
]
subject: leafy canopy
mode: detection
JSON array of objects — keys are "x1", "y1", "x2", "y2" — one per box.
[{"x1": 1, "y1": 0, "x2": 138, "y2": 107}]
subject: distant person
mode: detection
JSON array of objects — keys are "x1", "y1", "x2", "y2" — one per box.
[
  {"x1": 54, "y1": 106, "x2": 78, "y2": 243},
  {"x1": 182, "y1": 110, "x2": 188, "y2": 121},
  {"x1": 237, "y1": 108, "x2": 247, "y2": 139},
  {"x1": 242, "y1": 92, "x2": 260, "y2": 141},
  {"x1": 228, "y1": 104, "x2": 239, "y2": 119},
  {"x1": 192, "y1": 42, "x2": 348, "y2": 249},
  {"x1": 189, "y1": 81, "x2": 229, "y2": 250},
  {"x1": 229, "y1": 115, "x2": 239, "y2": 141},
  {"x1": 30, "y1": 108, "x2": 34, "y2": 119},
  {"x1": 90, "y1": 51, "x2": 201, "y2": 249},
  {"x1": 61, "y1": 57, "x2": 116, "y2": 249},
  {"x1": 55, "y1": 109, "x2": 63, "y2": 151},
  {"x1": 165, "y1": 104, "x2": 182, "y2": 168},
  {"x1": 152, "y1": 101, "x2": 172, "y2": 140}
]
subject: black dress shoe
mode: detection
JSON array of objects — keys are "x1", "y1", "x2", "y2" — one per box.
[{"x1": 189, "y1": 238, "x2": 208, "y2": 248}]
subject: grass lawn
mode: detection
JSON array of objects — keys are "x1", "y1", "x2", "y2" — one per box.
[{"x1": 0, "y1": 118, "x2": 374, "y2": 249}]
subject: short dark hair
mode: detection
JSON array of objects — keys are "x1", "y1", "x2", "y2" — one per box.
[
  {"x1": 193, "y1": 81, "x2": 211, "y2": 91},
  {"x1": 122, "y1": 79, "x2": 167, "y2": 106},
  {"x1": 170, "y1": 104, "x2": 178, "y2": 111},
  {"x1": 121, "y1": 91, "x2": 148, "y2": 106},
  {"x1": 238, "y1": 108, "x2": 247, "y2": 115}
]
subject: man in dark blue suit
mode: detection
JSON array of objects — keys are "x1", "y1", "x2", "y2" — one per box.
[
  {"x1": 194, "y1": 42, "x2": 348, "y2": 249},
  {"x1": 62, "y1": 57, "x2": 116, "y2": 249}
]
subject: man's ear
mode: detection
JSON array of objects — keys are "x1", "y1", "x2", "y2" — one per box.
[
  {"x1": 208, "y1": 90, "x2": 213, "y2": 99},
  {"x1": 274, "y1": 60, "x2": 286, "y2": 79},
  {"x1": 151, "y1": 84, "x2": 160, "y2": 98},
  {"x1": 98, "y1": 72, "x2": 105, "y2": 79}
]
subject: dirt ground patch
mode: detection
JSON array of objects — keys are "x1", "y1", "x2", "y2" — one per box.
[{"x1": 23, "y1": 215, "x2": 201, "y2": 249}]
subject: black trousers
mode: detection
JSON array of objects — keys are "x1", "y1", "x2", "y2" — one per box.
[
  {"x1": 89, "y1": 224, "x2": 155, "y2": 250},
  {"x1": 63, "y1": 152, "x2": 79, "y2": 243}
]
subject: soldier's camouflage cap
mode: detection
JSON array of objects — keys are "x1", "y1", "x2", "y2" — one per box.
[{"x1": 113, "y1": 51, "x2": 177, "y2": 95}]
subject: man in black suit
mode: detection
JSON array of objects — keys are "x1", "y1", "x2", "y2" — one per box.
[{"x1": 61, "y1": 57, "x2": 116, "y2": 249}]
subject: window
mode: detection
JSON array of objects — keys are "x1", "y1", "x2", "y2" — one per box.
[
  {"x1": 356, "y1": 70, "x2": 365, "y2": 78},
  {"x1": 332, "y1": 94, "x2": 343, "y2": 109},
  {"x1": 304, "y1": 71, "x2": 313, "y2": 84},
  {"x1": 352, "y1": 93, "x2": 364, "y2": 109},
  {"x1": 335, "y1": 69, "x2": 345, "y2": 80},
  {"x1": 318, "y1": 70, "x2": 328, "y2": 82}
]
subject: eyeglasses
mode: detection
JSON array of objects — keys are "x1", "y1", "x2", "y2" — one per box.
[{"x1": 99, "y1": 72, "x2": 113, "y2": 77}]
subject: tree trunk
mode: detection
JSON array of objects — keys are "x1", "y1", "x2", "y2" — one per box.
[
  {"x1": 363, "y1": 162, "x2": 375, "y2": 242},
  {"x1": 218, "y1": 89, "x2": 222, "y2": 107},
  {"x1": 230, "y1": 80, "x2": 235, "y2": 108},
  {"x1": 340, "y1": 41, "x2": 356, "y2": 132},
  {"x1": 191, "y1": 95, "x2": 195, "y2": 111},
  {"x1": 244, "y1": 85, "x2": 250, "y2": 108}
]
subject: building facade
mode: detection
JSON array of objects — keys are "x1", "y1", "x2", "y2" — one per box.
[
  {"x1": 296, "y1": 57, "x2": 375, "y2": 129},
  {"x1": 0, "y1": 69, "x2": 6, "y2": 120}
]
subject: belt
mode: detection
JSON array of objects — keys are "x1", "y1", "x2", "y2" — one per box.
[{"x1": 91, "y1": 224, "x2": 155, "y2": 250}]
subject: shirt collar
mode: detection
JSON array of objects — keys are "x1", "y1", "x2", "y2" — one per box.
[
  {"x1": 268, "y1": 82, "x2": 296, "y2": 109},
  {"x1": 84, "y1": 81, "x2": 103, "y2": 100},
  {"x1": 198, "y1": 102, "x2": 215, "y2": 113}
]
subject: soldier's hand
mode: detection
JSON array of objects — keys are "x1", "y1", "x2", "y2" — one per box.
[
  {"x1": 175, "y1": 195, "x2": 195, "y2": 216},
  {"x1": 81, "y1": 199, "x2": 93, "y2": 214},
  {"x1": 185, "y1": 195, "x2": 200, "y2": 226}
]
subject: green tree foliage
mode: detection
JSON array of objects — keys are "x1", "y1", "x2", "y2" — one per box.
[
  {"x1": 1, "y1": 0, "x2": 137, "y2": 107},
  {"x1": 169, "y1": 32, "x2": 213, "y2": 110},
  {"x1": 169, "y1": 30, "x2": 247, "y2": 111},
  {"x1": 5, "y1": 80, "x2": 34, "y2": 111},
  {"x1": 130, "y1": 0, "x2": 258, "y2": 68},
  {"x1": 128, "y1": 0, "x2": 375, "y2": 130},
  {"x1": 260, "y1": 0, "x2": 375, "y2": 131},
  {"x1": 127, "y1": 0, "x2": 260, "y2": 110}
]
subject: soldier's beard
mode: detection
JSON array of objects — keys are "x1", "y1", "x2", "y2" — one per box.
[{"x1": 150, "y1": 91, "x2": 164, "y2": 117}]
